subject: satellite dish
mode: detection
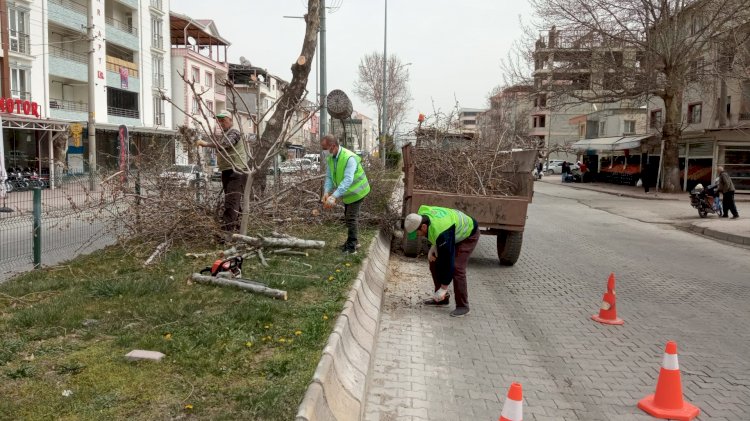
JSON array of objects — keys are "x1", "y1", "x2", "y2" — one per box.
[{"x1": 187, "y1": 36, "x2": 197, "y2": 46}]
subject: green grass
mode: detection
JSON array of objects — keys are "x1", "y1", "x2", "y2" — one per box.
[{"x1": 0, "y1": 225, "x2": 375, "y2": 420}]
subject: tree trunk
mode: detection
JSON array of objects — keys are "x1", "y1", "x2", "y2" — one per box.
[
  {"x1": 191, "y1": 273, "x2": 287, "y2": 300},
  {"x1": 251, "y1": 0, "x2": 320, "y2": 192},
  {"x1": 232, "y1": 234, "x2": 325, "y2": 249},
  {"x1": 660, "y1": 88, "x2": 683, "y2": 192}
]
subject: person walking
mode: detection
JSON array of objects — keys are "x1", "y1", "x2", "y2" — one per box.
[
  {"x1": 641, "y1": 164, "x2": 651, "y2": 193},
  {"x1": 197, "y1": 111, "x2": 248, "y2": 234},
  {"x1": 321, "y1": 134, "x2": 370, "y2": 253},
  {"x1": 718, "y1": 166, "x2": 739, "y2": 218},
  {"x1": 561, "y1": 161, "x2": 570, "y2": 182},
  {"x1": 403, "y1": 205, "x2": 480, "y2": 318},
  {"x1": 536, "y1": 161, "x2": 544, "y2": 180}
]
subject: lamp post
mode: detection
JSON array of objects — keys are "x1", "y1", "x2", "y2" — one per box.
[{"x1": 380, "y1": 0, "x2": 388, "y2": 165}]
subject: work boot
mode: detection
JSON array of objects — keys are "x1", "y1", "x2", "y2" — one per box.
[{"x1": 450, "y1": 307, "x2": 470, "y2": 317}]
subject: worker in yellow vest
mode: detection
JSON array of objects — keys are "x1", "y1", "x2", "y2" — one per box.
[
  {"x1": 404, "y1": 205, "x2": 479, "y2": 317},
  {"x1": 321, "y1": 134, "x2": 370, "y2": 254}
]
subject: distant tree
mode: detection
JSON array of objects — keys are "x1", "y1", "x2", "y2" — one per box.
[{"x1": 353, "y1": 52, "x2": 412, "y2": 145}]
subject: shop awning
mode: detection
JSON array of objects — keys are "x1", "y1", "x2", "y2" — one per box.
[{"x1": 572, "y1": 134, "x2": 652, "y2": 152}]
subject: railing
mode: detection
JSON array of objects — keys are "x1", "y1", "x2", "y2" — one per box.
[
  {"x1": 105, "y1": 16, "x2": 138, "y2": 36},
  {"x1": 49, "y1": 0, "x2": 87, "y2": 15},
  {"x1": 106, "y1": 56, "x2": 140, "y2": 78},
  {"x1": 108, "y1": 106, "x2": 139, "y2": 119},
  {"x1": 150, "y1": 0, "x2": 163, "y2": 9},
  {"x1": 740, "y1": 112, "x2": 750, "y2": 121},
  {"x1": 49, "y1": 45, "x2": 88, "y2": 64},
  {"x1": 151, "y1": 34, "x2": 163, "y2": 49},
  {"x1": 215, "y1": 83, "x2": 226, "y2": 95},
  {"x1": 536, "y1": 30, "x2": 642, "y2": 49},
  {"x1": 152, "y1": 73, "x2": 165, "y2": 88},
  {"x1": 11, "y1": 90, "x2": 31, "y2": 101},
  {"x1": 10, "y1": 32, "x2": 31, "y2": 54},
  {"x1": 49, "y1": 98, "x2": 88, "y2": 112},
  {"x1": 154, "y1": 112, "x2": 165, "y2": 125}
]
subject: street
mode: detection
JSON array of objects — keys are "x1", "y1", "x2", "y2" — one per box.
[{"x1": 365, "y1": 183, "x2": 750, "y2": 420}]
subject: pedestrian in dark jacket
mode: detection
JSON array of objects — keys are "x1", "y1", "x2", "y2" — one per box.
[
  {"x1": 718, "y1": 166, "x2": 739, "y2": 218},
  {"x1": 561, "y1": 161, "x2": 570, "y2": 182}
]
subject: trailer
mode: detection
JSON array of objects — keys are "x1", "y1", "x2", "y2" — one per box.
[{"x1": 401, "y1": 143, "x2": 536, "y2": 265}]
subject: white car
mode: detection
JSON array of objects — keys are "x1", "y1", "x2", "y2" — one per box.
[
  {"x1": 271, "y1": 158, "x2": 318, "y2": 175},
  {"x1": 159, "y1": 164, "x2": 207, "y2": 187},
  {"x1": 545, "y1": 161, "x2": 579, "y2": 175}
]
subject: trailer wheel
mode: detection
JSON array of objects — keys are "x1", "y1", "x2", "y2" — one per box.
[
  {"x1": 497, "y1": 230, "x2": 523, "y2": 266},
  {"x1": 403, "y1": 236, "x2": 420, "y2": 257}
]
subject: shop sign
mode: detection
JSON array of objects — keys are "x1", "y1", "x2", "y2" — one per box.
[
  {"x1": 0, "y1": 98, "x2": 40, "y2": 118},
  {"x1": 69, "y1": 123, "x2": 83, "y2": 147}
]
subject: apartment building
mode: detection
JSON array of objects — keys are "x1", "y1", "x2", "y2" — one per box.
[
  {"x1": 169, "y1": 12, "x2": 229, "y2": 164},
  {"x1": 477, "y1": 85, "x2": 532, "y2": 142},
  {"x1": 1, "y1": 0, "x2": 174, "y2": 179},
  {"x1": 456, "y1": 108, "x2": 485, "y2": 133}
]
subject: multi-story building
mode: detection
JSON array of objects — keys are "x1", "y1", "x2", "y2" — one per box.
[
  {"x1": 169, "y1": 12, "x2": 229, "y2": 164},
  {"x1": 1, "y1": 0, "x2": 175, "y2": 181},
  {"x1": 477, "y1": 85, "x2": 532, "y2": 142},
  {"x1": 456, "y1": 108, "x2": 485, "y2": 133}
]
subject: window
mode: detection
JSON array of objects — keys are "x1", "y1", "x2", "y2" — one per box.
[
  {"x1": 623, "y1": 120, "x2": 636, "y2": 135},
  {"x1": 688, "y1": 103, "x2": 702, "y2": 124},
  {"x1": 206, "y1": 100, "x2": 214, "y2": 113},
  {"x1": 9, "y1": 8, "x2": 29, "y2": 54},
  {"x1": 153, "y1": 95, "x2": 164, "y2": 125},
  {"x1": 532, "y1": 115, "x2": 546, "y2": 128},
  {"x1": 151, "y1": 18, "x2": 163, "y2": 49},
  {"x1": 191, "y1": 96, "x2": 199, "y2": 114},
  {"x1": 650, "y1": 110, "x2": 662, "y2": 129},
  {"x1": 205, "y1": 72, "x2": 213, "y2": 88},
  {"x1": 534, "y1": 94, "x2": 547, "y2": 108},
  {"x1": 10, "y1": 67, "x2": 28, "y2": 99},
  {"x1": 598, "y1": 121, "x2": 607, "y2": 136},
  {"x1": 152, "y1": 55, "x2": 164, "y2": 88},
  {"x1": 690, "y1": 15, "x2": 704, "y2": 36},
  {"x1": 191, "y1": 67, "x2": 200, "y2": 83},
  {"x1": 578, "y1": 123, "x2": 586, "y2": 139},
  {"x1": 688, "y1": 59, "x2": 704, "y2": 81}
]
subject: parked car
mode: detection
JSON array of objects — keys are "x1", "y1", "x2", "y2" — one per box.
[
  {"x1": 159, "y1": 164, "x2": 207, "y2": 187},
  {"x1": 269, "y1": 158, "x2": 317, "y2": 175},
  {"x1": 545, "y1": 160, "x2": 579, "y2": 175}
]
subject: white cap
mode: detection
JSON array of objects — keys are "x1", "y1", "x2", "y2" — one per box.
[{"x1": 404, "y1": 213, "x2": 422, "y2": 233}]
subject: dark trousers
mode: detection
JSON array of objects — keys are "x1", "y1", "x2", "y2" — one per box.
[
  {"x1": 221, "y1": 169, "x2": 248, "y2": 232},
  {"x1": 429, "y1": 229, "x2": 480, "y2": 309},
  {"x1": 344, "y1": 198, "x2": 364, "y2": 247},
  {"x1": 722, "y1": 191, "x2": 739, "y2": 218}
]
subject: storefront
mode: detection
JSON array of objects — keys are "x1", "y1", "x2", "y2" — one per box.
[
  {"x1": 1, "y1": 114, "x2": 69, "y2": 188},
  {"x1": 572, "y1": 135, "x2": 656, "y2": 186}
]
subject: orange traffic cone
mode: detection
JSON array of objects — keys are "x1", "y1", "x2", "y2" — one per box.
[
  {"x1": 638, "y1": 341, "x2": 700, "y2": 421},
  {"x1": 591, "y1": 273, "x2": 624, "y2": 325},
  {"x1": 498, "y1": 382, "x2": 522, "y2": 421}
]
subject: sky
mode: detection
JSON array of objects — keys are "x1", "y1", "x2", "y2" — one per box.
[{"x1": 172, "y1": 0, "x2": 534, "y2": 134}]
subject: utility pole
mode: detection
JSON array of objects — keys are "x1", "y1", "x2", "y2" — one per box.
[
  {"x1": 380, "y1": 0, "x2": 388, "y2": 165},
  {"x1": 87, "y1": 0, "x2": 97, "y2": 190},
  {"x1": 319, "y1": 0, "x2": 327, "y2": 139}
]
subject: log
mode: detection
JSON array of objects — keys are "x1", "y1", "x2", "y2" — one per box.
[
  {"x1": 257, "y1": 248, "x2": 269, "y2": 267},
  {"x1": 232, "y1": 234, "x2": 325, "y2": 249},
  {"x1": 273, "y1": 250, "x2": 309, "y2": 257},
  {"x1": 191, "y1": 273, "x2": 287, "y2": 300},
  {"x1": 145, "y1": 241, "x2": 170, "y2": 266}
]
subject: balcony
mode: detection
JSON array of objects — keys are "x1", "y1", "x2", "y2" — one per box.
[
  {"x1": 152, "y1": 34, "x2": 164, "y2": 50},
  {"x1": 11, "y1": 91, "x2": 31, "y2": 101},
  {"x1": 106, "y1": 16, "x2": 139, "y2": 50},
  {"x1": 48, "y1": 0, "x2": 87, "y2": 31},
  {"x1": 106, "y1": 56, "x2": 140, "y2": 93},
  {"x1": 740, "y1": 112, "x2": 750, "y2": 121},
  {"x1": 49, "y1": 98, "x2": 88, "y2": 121},
  {"x1": 116, "y1": 0, "x2": 138, "y2": 8},
  {"x1": 108, "y1": 106, "x2": 139, "y2": 119},
  {"x1": 49, "y1": 46, "x2": 88, "y2": 82},
  {"x1": 9, "y1": 32, "x2": 31, "y2": 55}
]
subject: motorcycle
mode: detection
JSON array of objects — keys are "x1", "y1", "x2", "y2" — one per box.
[{"x1": 689, "y1": 183, "x2": 722, "y2": 218}]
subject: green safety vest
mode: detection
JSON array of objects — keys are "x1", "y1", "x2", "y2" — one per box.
[
  {"x1": 417, "y1": 205, "x2": 475, "y2": 245},
  {"x1": 327, "y1": 147, "x2": 370, "y2": 204}
]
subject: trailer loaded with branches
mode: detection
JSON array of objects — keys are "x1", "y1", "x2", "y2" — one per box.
[{"x1": 401, "y1": 142, "x2": 536, "y2": 265}]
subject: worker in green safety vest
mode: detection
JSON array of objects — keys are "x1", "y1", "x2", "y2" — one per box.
[
  {"x1": 403, "y1": 205, "x2": 480, "y2": 317},
  {"x1": 321, "y1": 134, "x2": 370, "y2": 254}
]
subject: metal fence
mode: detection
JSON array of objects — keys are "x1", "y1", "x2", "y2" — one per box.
[{"x1": 0, "y1": 175, "x2": 121, "y2": 282}]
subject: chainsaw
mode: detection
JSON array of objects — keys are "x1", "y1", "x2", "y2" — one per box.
[{"x1": 200, "y1": 256, "x2": 243, "y2": 278}]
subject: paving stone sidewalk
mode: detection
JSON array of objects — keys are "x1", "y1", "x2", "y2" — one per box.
[{"x1": 364, "y1": 191, "x2": 750, "y2": 421}]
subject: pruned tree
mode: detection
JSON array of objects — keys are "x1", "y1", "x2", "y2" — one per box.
[
  {"x1": 478, "y1": 85, "x2": 534, "y2": 146},
  {"x1": 353, "y1": 52, "x2": 412, "y2": 141},
  {"x1": 506, "y1": 0, "x2": 750, "y2": 192}
]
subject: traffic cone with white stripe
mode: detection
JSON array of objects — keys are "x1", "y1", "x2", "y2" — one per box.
[
  {"x1": 591, "y1": 272, "x2": 624, "y2": 325},
  {"x1": 498, "y1": 382, "x2": 522, "y2": 421},
  {"x1": 638, "y1": 341, "x2": 700, "y2": 421}
]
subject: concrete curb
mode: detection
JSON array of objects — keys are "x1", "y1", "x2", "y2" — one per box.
[
  {"x1": 689, "y1": 224, "x2": 750, "y2": 246},
  {"x1": 295, "y1": 230, "x2": 391, "y2": 421},
  {"x1": 540, "y1": 179, "x2": 680, "y2": 201}
]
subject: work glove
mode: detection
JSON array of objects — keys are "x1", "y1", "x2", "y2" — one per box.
[
  {"x1": 196, "y1": 140, "x2": 209, "y2": 147},
  {"x1": 323, "y1": 195, "x2": 337, "y2": 209},
  {"x1": 428, "y1": 245, "x2": 438, "y2": 262},
  {"x1": 433, "y1": 287, "x2": 449, "y2": 302}
]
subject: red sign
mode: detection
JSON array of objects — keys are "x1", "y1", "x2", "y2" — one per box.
[{"x1": 0, "y1": 98, "x2": 40, "y2": 118}]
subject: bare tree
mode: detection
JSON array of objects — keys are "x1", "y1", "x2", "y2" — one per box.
[
  {"x1": 507, "y1": 0, "x2": 750, "y2": 192},
  {"x1": 353, "y1": 52, "x2": 412, "y2": 139}
]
